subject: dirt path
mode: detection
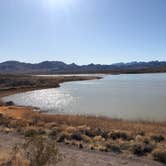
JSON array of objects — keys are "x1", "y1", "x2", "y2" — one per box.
[
  {"x1": 0, "y1": 133, "x2": 164, "y2": 166},
  {"x1": 57, "y1": 145, "x2": 164, "y2": 166}
]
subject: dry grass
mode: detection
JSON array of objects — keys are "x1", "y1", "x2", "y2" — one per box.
[
  {"x1": 41, "y1": 114, "x2": 166, "y2": 136},
  {"x1": 1, "y1": 106, "x2": 166, "y2": 164},
  {"x1": 1, "y1": 105, "x2": 166, "y2": 136}
]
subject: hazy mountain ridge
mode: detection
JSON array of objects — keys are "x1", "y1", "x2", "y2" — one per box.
[{"x1": 1, "y1": 60, "x2": 166, "y2": 74}]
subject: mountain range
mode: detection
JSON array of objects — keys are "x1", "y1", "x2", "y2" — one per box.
[{"x1": 0, "y1": 60, "x2": 166, "y2": 74}]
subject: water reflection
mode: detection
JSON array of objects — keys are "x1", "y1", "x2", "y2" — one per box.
[{"x1": 3, "y1": 73, "x2": 166, "y2": 121}]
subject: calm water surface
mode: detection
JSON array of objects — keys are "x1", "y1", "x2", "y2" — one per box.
[{"x1": 3, "y1": 73, "x2": 166, "y2": 121}]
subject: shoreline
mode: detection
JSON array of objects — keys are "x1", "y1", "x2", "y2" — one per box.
[
  {"x1": 0, "y1": 74, "x2": 166, "y2": 165},
  {"x1": 1, "y1": 74, "x2": 166, "y2": 124},
  {"x1": 0, "y1": 75, "x2": 102, "y2": 99}
]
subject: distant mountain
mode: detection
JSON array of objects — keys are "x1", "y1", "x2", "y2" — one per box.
[{"x1": 0, "y1": 60, "x2": 166, "y2": 74}]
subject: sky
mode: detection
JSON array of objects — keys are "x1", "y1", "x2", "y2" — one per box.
[{"x1": 0, "y1": 0, "x2": 166, "y2": 64}]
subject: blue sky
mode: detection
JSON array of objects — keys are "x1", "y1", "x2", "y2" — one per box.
[{"x1": 0, "y1": 0, "x2": 166, "y2": 64}]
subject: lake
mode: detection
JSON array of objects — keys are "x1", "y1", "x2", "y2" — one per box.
[{"x1": 3, "y1": 73, "x2": 166, "y2": 121}]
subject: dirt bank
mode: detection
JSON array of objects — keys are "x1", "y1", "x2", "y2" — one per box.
[{"x1": 0, "y1": 74, "x2": 102, "y2": 98}]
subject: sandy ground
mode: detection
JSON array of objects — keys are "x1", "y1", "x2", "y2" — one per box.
[
  {"x1": 0, "y1": 132, "x2": 164, "y2": 166},
  {"x1": 58, "y1": 146, "x2": 164, "y2": 166}
]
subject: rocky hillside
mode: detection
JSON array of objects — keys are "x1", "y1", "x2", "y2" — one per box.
[{"x1": 1, "y1": 60, "x2": 166, "y2": 74}]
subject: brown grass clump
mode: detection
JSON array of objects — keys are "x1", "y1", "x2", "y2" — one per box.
[
  {"x1": 24, "y1": 136, "x2": 61, "y2": 166},
  {"x1": 81, "y1": 134, "x2": 92, "y2": 143},
  {"x1": 8, "y1": 136, "x2": 61, "y2": 166}
]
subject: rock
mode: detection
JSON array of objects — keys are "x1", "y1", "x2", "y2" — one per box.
[{"x1": 5, "y1": 101, "x2": 14, "y2": 106}]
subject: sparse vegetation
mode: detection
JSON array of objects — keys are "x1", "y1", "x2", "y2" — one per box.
[
  {"x1": 24, "y1": 128, "x2": 38, "y2": 137},
  {"x1": 105, "y1": 142, "x2": 121, "y2": 153},
  {"x1": 23, "y1": 136, "x2": 61, "y2": 166},
  {"x1": 152, "y1": 149, "x2": 166, "y2": 163},
  {"x1": 8, "y1": 136, "x2": 61, "y2": 166},
  {"x1": 151, "y1": 135, "x2": 165, "y2": 143},
  {"x1": 0, "y1": 106, "x2": 166, "y2": 163},
  {"x1": 131, "y1": 143, "x2": 155, "y2": 156}
]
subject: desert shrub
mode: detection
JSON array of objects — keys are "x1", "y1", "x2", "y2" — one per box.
[
  {"x1": 24, "y1": 129, "x2": 38, "y2": 137},
  {"x1": 49, "y1": 128, "x2": 60, "y2": 138},
  {"x1": 143, "y1": 144, "x2": 154, "y2": 153},
  {"x1": 131, "y1": 143, "x2": 144, "y2": 156},
  {"x1": 23, "y1": 136, "x2": 61, "y2": 166},
  {"x1": 84, "y1": 129, "x2": 95, "y2": 137},
  {"x1": 37, "y1": 129, "x2": 46, "y2": 135},
  {"x1": 118, "y1": 142, "x2": 131, "y2": 151},
  {"x1": 151, "y1": 135, "x2": 165, "y2": 143},
  {"x1": 56, "y1": 132, "x2": 70, "y2": 142},
  {"x1": 49, "y1": 129, "x2": 58, "y2": 139},
  {"x1": 9, "y1": 145, "x2": 30, "y2": 166},
  {"x1": 89, "y1": 143, "x2": 106, "y2": 152},
  {"x1": 131, "y1": 143, "x2": 154, "y2": 156},
  {"x1": 109, "y1": 131, "x2": 131, "y2": 141},
  {"x1": 71, "y1": 132, "x2": 83, "y2": 141},
  {"x1": 101, "y1": 131, "x2": 109, "y2": 139},
  {"x1": 82, "y1": 127, "x2": 106, "y2": 138},
  {"x1": 152, "y1": 149, "x2": 166, "y2": 163},
  {"x1": 105, "y1": 143, "x2": 121, "y2": 153},
  {"x1": 89, "y1": 128, "x2": 107, "y2": 137}
]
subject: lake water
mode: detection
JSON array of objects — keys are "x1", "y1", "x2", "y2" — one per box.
[{"x1": 3, "y1": 73, "x2": 166, "y2": 121}]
